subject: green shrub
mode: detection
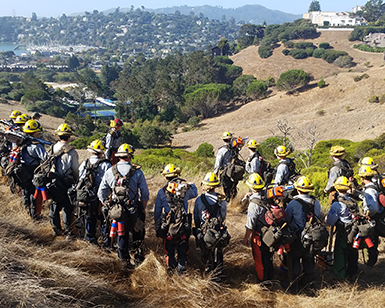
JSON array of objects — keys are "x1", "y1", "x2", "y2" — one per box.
[
  {"x1": 334, "y1": 56, "x2": 354, "y2": 68},
  {"x1": 282, "y1": 49, "x2": 290, "y2": 55},
  {"x1": 139, "y1": 125, "x2": 172, "y2": 148},
  {"x1": 312, "y1": 48, "x2": 325, "y2": 58},
  {"x1": 284, "y1": 41, "x2": 294, "y2": 48},
  {"x1": 46, "y1": 106, "x2": 67, "y2": 118},
  {"x1": 368, "y1": 95, "x2": 379, "y2": 103},
  {"x1": 317, "y1": 79, "x2": 326, "y2": 88},
  {"x1": 322, "y1": 50, "x2": 348, "y2": 63},
  {"x1": 195, "y1": 142, "x2": 214, "y2": 158},
  {"x1": 353, "y1": 44, "x2": 385, "y2": 53},
  {"x1": 276, "y1": 69, "x2": 311, "y2": 92},
  {"x1": 305, "y1": 47, "x2": 315, "y2": 57},
  {"x1": 246, "y1": 80, "x2": 268, "y2": 99},
  {"x1": 132, "y1": 148, "x2": 214, "y2": 176},
  {"x1": 289, "y1": 49, "x2": 308, "y2": 59},
  {"x1": 318, "y1": 42, "x2": 330, "y2": 49},
  {"x1": 316, "y1": 109, "x2": 325, "y2": 116},
  {"x1": 264, "y1": 76, "x2": 276, "y2": 87},
  {"x1": 354, "y1": 73, "x2": 369, "y2": 82},
  {"x1": 232, "y1": 75, "x2": 256, "y2": 96},
  {"x1": 379, "y1": 94, "x2": 385, "y2": 104},
  {"x1": 187, "y1": 116, "x2": 200, "y2": 128},
  {"x1": 294, "y1": 42, "x2": 315, "y2": 49},
  {"x1": 71, "y1": 133, "x2": 104, "y2": 149},
  {"x1": 258, "y1": 46, "x2": 273, "y2": 58}
]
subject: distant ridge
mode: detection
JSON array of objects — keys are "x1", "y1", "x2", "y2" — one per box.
[{"x1": 100, "y1": 5, "x2": 302, "y2": 24}]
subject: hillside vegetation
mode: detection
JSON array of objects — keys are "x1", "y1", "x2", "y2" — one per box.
[{"x1": 173, "y1": 30, "x2": 385, "y2": 152}]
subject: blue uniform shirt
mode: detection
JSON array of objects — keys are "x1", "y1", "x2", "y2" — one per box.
[
  {"x1": 194, "y1": 191, "x2": 227, "y2": 227},
  {"x1": 154, "y1": 182, "x2": 198, "y2": 223},
  {"x1": 97, "y1": 161, "x2": 149, "y2": 204},
  {"x1": 285, "y1": 194, "x2": 321, "y2": 231}
]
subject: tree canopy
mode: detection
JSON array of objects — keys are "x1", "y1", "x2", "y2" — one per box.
[{"x1": 308, "y1": 0, "x2": 321, "y2": 12}]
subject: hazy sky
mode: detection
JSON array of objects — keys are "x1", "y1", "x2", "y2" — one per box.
[{"x1": 2, "y1": 1, "x2": 363, "y2": 17}]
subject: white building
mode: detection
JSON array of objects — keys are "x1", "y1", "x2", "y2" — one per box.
[{"x1": 303, "y1": 10, "x2": 365, "y2": 27}]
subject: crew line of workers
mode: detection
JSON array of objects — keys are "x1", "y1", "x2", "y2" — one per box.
[{"x1": 1, "y1": 114, "x2": 384, "y2": 289}]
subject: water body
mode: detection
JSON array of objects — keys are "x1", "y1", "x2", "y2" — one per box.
[{"x1": 0, "y1": 43, "x2": 29, "y2": 56}]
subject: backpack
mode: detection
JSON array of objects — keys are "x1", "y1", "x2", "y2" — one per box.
[
  {"x1": 199, "y1": 194, "x2": 230, "y2": 249},
  {"x1": 32, "y1": 143, "x2": 75, "y2": 199},
  {"x1": 102, "y1": 128, "x2": 119, "y2": 147},
  {"x1": 296, "y1": 196, "x2": 329, "y2": 255},
  {"x1": 155, "y1": 179, "x2": 192, "y2": 243},
  {"x1": 251, "y1": 197, "x2": 294, "y2": 249},
  {"x1": 220, "y1": 145, "x2": 245, "y2": 181},
  {"x1": 108, "y1": 163, "x2": 140, "y2": 222},
  {"x1": 5, "y1": 140, "x2": 34, "y2": 189},
  {"x1": 279, "y1": 158, "x2": 300, "y2": 181},
  {"x1": 248, "y1": 152, "x2": 274, "y2": 183},
  {"x1": 73, "y1": 158, "x2": 110, "y2": 210},
  {"x1": 334, "y1": 159, "x2": 354, "y2": 179},
  {"x1": 365, "y1": 181, "x2": 385, "y2": 237}
]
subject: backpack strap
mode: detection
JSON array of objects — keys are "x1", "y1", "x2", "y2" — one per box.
[
  {"x1": 250, "y1": 196, "x2": 279, "y2": 221},
  {"x1": 201, "y1": 194, "x2": 221, "y2": 218},
  {"x1": 112, "y1": 163, "x2": 140, "y2": 182},
  {"x1": 295, "y1": 196, "x2": 317, "y2": 221}
]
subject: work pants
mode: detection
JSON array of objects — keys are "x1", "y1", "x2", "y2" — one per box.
[
  {"x1": 49, "y1": 194, "x2": 73, "y2": 233},
  {"x1": 333, "y1": 230, "x2": 358, "y2": 279},
  {"x1": 116, "y1": 206, "x2": 146, "y2": 264},
  {"x1": 252, "y1": 232, "x2": 274, "y2": 281},
  {"x1": 221, "y1": 173, "x2": 238, "y2": 201},
  {"x1": 288, "y1": 239, "x2": 315, "y2": 294},
  {"x1": 164, "y1": 238, "x2": 188, "y2": 274}
]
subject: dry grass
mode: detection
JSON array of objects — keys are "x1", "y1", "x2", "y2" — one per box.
[{"x1": 0, "y1": 174, "x2": 385, "y2": 308}]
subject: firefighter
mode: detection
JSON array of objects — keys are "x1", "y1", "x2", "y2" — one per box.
[
  {"x1": 154, "y1": 164, "x2": 197, "y2": 274},
  {"x1": 105, "y1": 118, "x2": 123, "y2": 165},
  {"x1": 49, "y1": 124, "x2": 79, "y2": 239},
  {"x1": 98, "y1": 144, "x2": 149, "y2": 267},
  {"x1": 21, "y1": 120, "x2": 48, "y2": 219},
  {"x1": 77, "y1": 140, "x2": 112, "y2": 245},
  {"x1": 243, "y1": 173, "x2": 274, "y2": 282},
  {"x1": 193, "y1": 172, "x2": 228, "y2": 274}
]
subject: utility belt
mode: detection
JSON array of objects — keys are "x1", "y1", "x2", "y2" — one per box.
[{"x1": 107, "y1": 199, "x2": 145, "y2": 233}]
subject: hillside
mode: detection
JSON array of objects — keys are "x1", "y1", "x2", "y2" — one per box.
[
  {"x1": 145, "y1": 5, "x2": 301, "y2": 24},
  {"x1": 173, "y1": 30, "x2": 385, "y2": 152}
]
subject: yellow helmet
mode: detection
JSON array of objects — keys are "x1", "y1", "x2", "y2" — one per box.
[
  {"x1": 23, "y1": 119, "x2": 42, "y2": 133},
  {"x1": 246, "y1": 173, "x2": 265, "y2": 190},
  {"x1": 329, "y1": 146, "x2": 345, "y2": 157},
  {"x1": 358, "y1": 165, "x2": 377, "y2": 178},
  {"x1": 115, "y1": 143, "x2": 134, "y2": 157},
  {"x1": 274, "y1": 145, "x2": 290, "y2": 157},
  {"x1": 294, "y1": 176, "x2": 314, "y2": 193},
  {"x1": 162, "y1": 163, "x2": 181, "y2": 178},
  {"x1": 202, "y1": 172, "x2": 220, "y2": 187},
  {"x1": 22, "y1": 114, "x2": 31, "y2": 120},
  {"x1": 247, "y1": 139, "x2": 260, "y2": 149},
  {"x1": 14, "y1": 114, "x2": 29, "y2": 124},
  {"x1": 221, "y1": 131, "x2": 232, "y2": 140},
  {"x1": 56, "y1": 123, "x2": 73, "y2": 136},
  {"x1": 87, "y1": 139, "x2": 105, "y2": 153},
  {"x1": 359, "y1": 157, "x2": 378, "y2": 170},
  {"x1": 10, "y1": 110, "x2": 21, "y2": 119},
  {"x1": 334, "y1": 176, "x2": 352, "y2": 192},
  {"x1": 110, "y1": 118, "x2": 123, "y2": 128}
]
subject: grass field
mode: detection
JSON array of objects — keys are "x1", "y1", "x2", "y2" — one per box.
[{"x1": 0, "y1": 172, "x2": 385, "y2": 308}]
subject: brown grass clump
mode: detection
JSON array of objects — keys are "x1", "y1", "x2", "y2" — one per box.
[{"x1": 1, "y1": 174, "x2": 385, "y2": 308}]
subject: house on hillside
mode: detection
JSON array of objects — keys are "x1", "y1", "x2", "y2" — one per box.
[
  {"x1": 303, "y1": 10, "x2": 365, "y2": 27},
  {"x1": 212, "y1": 46, "x2": 222, "y2": 57},
  {"x1": 363, "y1": 33, "x2": 385, "y2": 48}
]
